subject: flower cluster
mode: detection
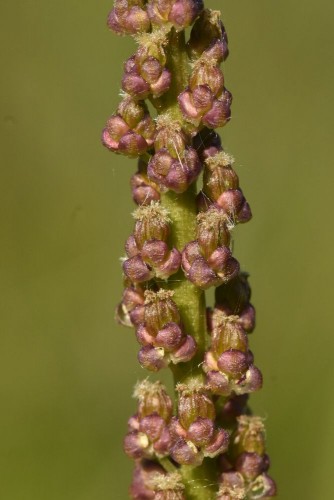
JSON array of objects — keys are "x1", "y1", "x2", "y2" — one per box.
[
  {"x1": 203, "y1": 274, "x2": 262, "y2": 397},
  {"x1": 123, "y1": 202, "x2": 181, "y2": 283},
  {"x1": 218, "y1": 416, "x2": 277, "y2": 499},
  {"x1": 103, "y1": 0, "x2": 276, "y2": 496},
  {"x1": 136, "y1": 290, "x2": 197, "y2": 371},
  {"x1": 182, "y1": 207, "x2": 240, "y2": 289},
  {"x1": 169, "y1": 382, "x2": 229, "y2": 466}
]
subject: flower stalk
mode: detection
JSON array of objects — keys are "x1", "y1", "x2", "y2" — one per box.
[{"x1": 103, "y1": 1, "x2": 276, "y2": 498}]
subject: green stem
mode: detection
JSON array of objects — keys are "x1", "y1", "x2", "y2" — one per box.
[{"x1": 158, "y1": 30, "x2": 216, "y2": 500}]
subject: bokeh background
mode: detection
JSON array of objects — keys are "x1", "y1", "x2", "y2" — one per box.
[{"x1": 1, "y1": 1, "x2": 333, "y2": 498}]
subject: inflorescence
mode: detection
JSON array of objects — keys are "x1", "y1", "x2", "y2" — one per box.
[{"x1": 103, "y1": 1, "x2": 276, "y2": 498}]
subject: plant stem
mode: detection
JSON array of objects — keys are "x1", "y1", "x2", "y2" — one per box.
[{"x1": 159, "y1": 31, "x2": 216, "y2": 500}]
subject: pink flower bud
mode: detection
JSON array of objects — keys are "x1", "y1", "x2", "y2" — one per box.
[
  {"x1": 155, "y1": 322, "x2": 183, "y2": 351},
  {"x1": 187, "y1": 417, "x2": 214, "y2": 447},
  {"x1": 130, "y1": 460, "x2": 164, "y2": 499},
  {"x1": 107, "y1": 1, "x2": 150, "y2": 35},
  {"x1": 102, "y1": 98, "x2": 155, "y2": 157},
  {"x1": 155, "y1": 248, "x2": 182, "y2": 280},
  {"x1": 171, "y1": 335, "x2": 197, "y2": 363},
  {"x1": 216, "y1": 189, "x2": 252, "y2": 224},
  {"x1": 170, "y1": 438, "x2": 203, "y2": 466},
  {"x1": 205, "y1": 370, "x2": 230, "y2": 396},
  {"x1": 187, "y1": 9, "x2": 229, "y2": 61},
  {"x1": 124, "y1": 431, "x2": 150, "y2": 459},
  {"x1": 123, "y1": 255, "x2": 153, "y2": 283},
  {"x1": 204, "y1": 428, "x2": 229, "y2": 457},
  {"x1": 147, "y1": 0, "x2": 204, "y2": 30},
  {"x1": 235, "y1": 452, "x2": 267, "y2": 481},
  {"x1": 202, "y1": 88, "x2": 232, "y2": 129},
  {"x1": 131, "y1": 171, "x2": 161, "y2": 206},
  {"x1": 138, "y1": 345, "x2": 167, "y2": 371},
  {"x1": 115, "y1": 286, "x2": 145, "y2": 327},
  {"x1": 148, "y1": 147, "x2": 202, "y2": 193},
  {"x1": 217, "y1": 350, "x2": 249, "y2": 377}
]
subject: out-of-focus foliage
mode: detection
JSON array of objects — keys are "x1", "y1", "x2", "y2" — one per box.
[{"x1": 0, "y1": 1, "x2": 333, "y2": 498}]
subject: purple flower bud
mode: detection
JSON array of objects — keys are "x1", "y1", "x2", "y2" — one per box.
[
  {"x1": 122, "y1": 52, "x2": 172, "y2": 99},
  {"x1": 202, "y1": 88, "x2": 232, "y2": 129},
  {"x1": 249, "y1": 474, "x2": 277, "y2": 498},
  {"x1": 204, "y1": 428, "x2": 230, "y2": 457},
  {"x1": 217, "y1": 350, "x2": 249, "y2": 377},
  {"x1": 171, "y1": 335, "x2": 197, "y2": 363},
  {"x1": 138, "y1": 345, "x2": 168, "y2": 371},
  {"x1": 107, "y1": 1, "x2": 150, "y2": 35},
  {"x1": 130, "y1": 460, "x2": 164, "y2": 499},
  {"x1": 220, "y1": 471, "x2": 245, "y2": 489},
  {"x1": 136, "y1": 324, "x2": 156, "y2": 346},
  {"x1": 235, "y1": 365, "x2": 263, "y2": 395},
  {"x1": 140, "y1": 414, "x2": 166, "y2": 442},
  {"x1": 189, "y1": 60, "x2": 225, "y2": 96},
  {"x1": 131, "y1": 171, "x2": 161, "y2": 206},
  {"x1": 182, "y1": 241, "x2": 240, "y2": 289},
  {"x1": 124, "y1": 431, "x2": 150, "y2": 459},
  {"x1": 188, "y1": 257, "x2": 220, "y2": 289},
  {"x1": 216, "y1": 189, "x2": 252, "y2": 224},
  {"x1": 148, "y1": 147, "x2": 202, "y2": 193},
  {"x1": 205, "y1": 370, "x2": 231, "y2": 396},
  {"x1": 125, "y1": 234, "x2": 140, "y2": 257},
  {"x1": 235, "y1": 452, "x2": 267, "y2": 481},
  {"x1": 239, "y1": 304, "x2": 256, "y2": 333},
  {"x1": 155, "y1": 248, "x2": 182, "y2": 280},
  {"x1": 102, "y1": 98, "x2": 155, "y2": 157},
  {"x1": 115, "y1": 285, "x2": 145, "y2": 327},
  {"x1": 179, "y1": 86, "x2": 232, "y2": 130},
  {"x1": 155, "y1": 322, "x2": 183, "y2": 351},
  {"x1": 147, "y1": 0, "x2": 204, "y2": 30},
  {"x1": 170, "y1": 438, "x2": 203, "y2": 466},
  {"x1": 123, "y1": 254, "x2": 153, "y2": 283},
  {"x1": 142, "y1": 240, "x2": 170, "y2": 265},
  {"x1": 187, "y1": 9, "x2": 229, "y2": 61},
  {"x1": 187, "y1": 417, "x2": 214, "y2": 447}
]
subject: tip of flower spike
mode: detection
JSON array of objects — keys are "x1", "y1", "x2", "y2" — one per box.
[
  {"x1": 205, "y1": 151, "x2": 235, "y2": 169},
  {"x1": 133, "y1": 379, "x2": 167, "y2": 400},
  {"x1": 146, "y1": 471, "x2": 184, "y2": 491},
  {"x1": 133, "y1": 201, "x2": 171, "y2": 223},
  {"x1": 144, "y1": 289, "x2": 174, "y2": 304}
]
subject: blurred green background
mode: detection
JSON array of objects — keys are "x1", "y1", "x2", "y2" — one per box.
[{"x1": 1, "y1": 1, "x2": 333, "y2": 498}]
